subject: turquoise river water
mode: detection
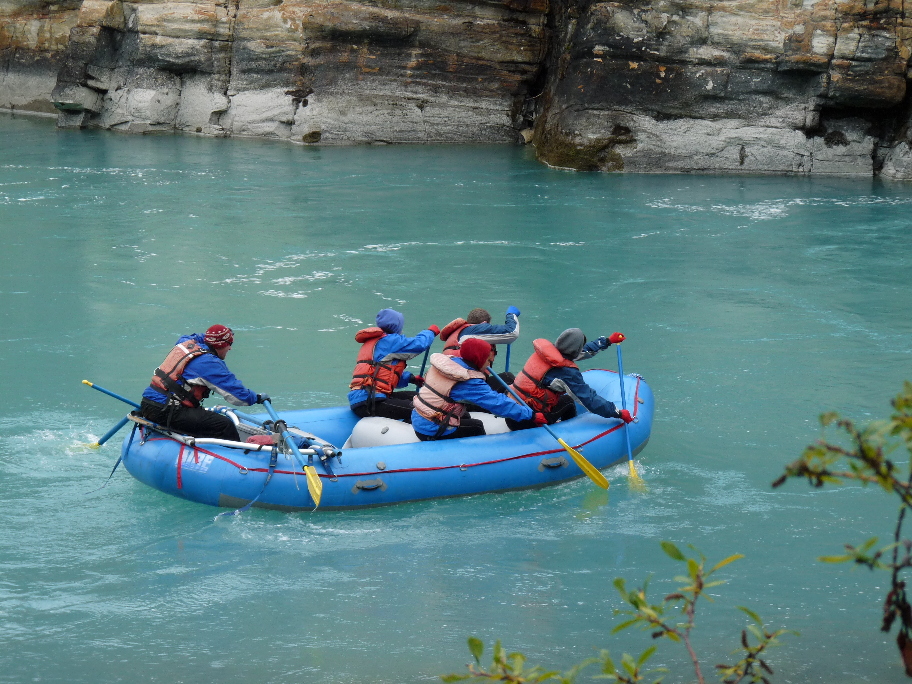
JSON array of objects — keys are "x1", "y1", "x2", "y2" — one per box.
[{"x1": 2, "y1": 112, "x2": 912, "y2": 683}]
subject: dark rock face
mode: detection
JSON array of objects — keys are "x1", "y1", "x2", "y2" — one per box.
[
  {"x1": 531, "y1": 0, "x2": 912, "y2": 177},
  {"x1": 4, "y1": 0, "x2": 912, "y2": 177}
]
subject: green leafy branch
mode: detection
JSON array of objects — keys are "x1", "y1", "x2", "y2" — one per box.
[
  {"x1": 442, "y1": 544, "x2": 791, "y2": 684},
  {"x1": 773, "y1": 381, "x2": 912, "y2": 675},
  {"x1": 440, "y1": 637, "x2": 605, "y2": 684},
  {"x1": 612, "y1": 542, "x2": 791, "y2": 684}
]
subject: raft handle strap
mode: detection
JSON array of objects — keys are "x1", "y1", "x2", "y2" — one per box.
[{"x1": 217, "y1": 444, "x2": 280, "y2": 518}]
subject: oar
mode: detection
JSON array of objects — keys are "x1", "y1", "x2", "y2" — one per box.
[
  {"x1": 86, "y1": 415, "x2": 131, "y2": 449},
  {"x1": 81, "y1": 380, "x2": 140, "y2": 448},
  {"x1": 261, "y1": 399, "x2": 322, "y2": 508},
  {"x1": 487, "y1": 371, "x2": 609, "y2": 489},
  {"x1": 616, "y1": 345, "x2": 643, "y2": 485},
  {"x1": 504, "y1": 343, "x2": 511, "y2": 374},
  {"x1": 82, "y1": 380, "x2": 140, "y2": 409}
]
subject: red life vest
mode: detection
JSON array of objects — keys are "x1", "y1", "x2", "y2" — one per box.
[
  {"x1": 440, "y1": 318, "x2": 472, "y2": 356},
  {"x1": 149, "y1": 339, "x2": 213, "y2": 408},
  {"x1": 413, "y1": 354, "x2": 486, "y2": 428},
  {"x1": 510, "y1": 339, "x2": 578, "y2": 412},
  {"x1": 349, "y1": 327, "x2": 408, "y2": 399}
]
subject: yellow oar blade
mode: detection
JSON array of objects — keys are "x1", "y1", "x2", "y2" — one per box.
[
  {"x1": 628, "y1": 459, "x2": 647, "y2": 492},
  {"x1": 303, "y1": 465, "x2": 323, "y2": 508},
  {"x1": 557, "y1": 438, "x2": 609, "y2": 490},
  {"x1": 73, "y1": 441, "x2": 101, "y2": 450}
]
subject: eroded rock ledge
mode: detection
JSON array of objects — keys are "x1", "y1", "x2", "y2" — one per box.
[{"x1": 4, "y1": 0, "x2": 912, "y2": 177}]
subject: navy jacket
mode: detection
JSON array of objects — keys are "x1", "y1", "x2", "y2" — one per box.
[{"x1": 543, "y1": 340, "x2": 621, "y2": 419}]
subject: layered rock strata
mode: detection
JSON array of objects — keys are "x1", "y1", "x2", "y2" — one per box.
[
  {"x1": 4, "y1": 0, "x2": 912, "y2": 177},
  {"x1": 1, "y1": 0, "x2": 81, "y2": 113},
  {"x1": 531, "y1": 0, "x2": 912, "y2": 177},
  {"x1": 32, "y1": 0, "x2": 549, "y2": 142}
]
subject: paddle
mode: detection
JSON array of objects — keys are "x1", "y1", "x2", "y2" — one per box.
[
  {"x1": 419, "y1": 347, "x2": 430, "y2": 377},
  {"x1": 261, "y1": 399, "x2": 323, "y2": 508},
  {"x1": 486, "y1": 370, "x2": 609, "y2": 490},
  {"x1": 616, "y1": 344, "x2": 643, "y2": 486},
  {"x1": 504, "y1": 343, "x2": 511, "y2": 374}
]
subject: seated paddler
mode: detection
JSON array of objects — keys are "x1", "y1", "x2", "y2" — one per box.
[
  {"x1": 140, "y1": 325, "x2": 271, "y2": 442},
  {"x1": 439, "y1": 305, "x2": 521, "y2": 392},
  {"x1": 506, "y1": 328, "x2": 634, "y2": 430},
  {"x1": 411, "y1": 338, "x2": 542, "y2": 441},
  {"x1": 348, "y1": 308, "x2": 439, "y2": 423}
]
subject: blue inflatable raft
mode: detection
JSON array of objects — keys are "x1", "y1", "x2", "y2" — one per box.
[{"x1": 120, "y1": 369, "x2": 654, "y2": 511}]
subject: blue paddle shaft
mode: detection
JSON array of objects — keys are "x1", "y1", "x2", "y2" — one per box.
[
  {"x1": 84, "y1": 381, "x2": 140, "y2": 409},
  {"x1": 261, "y1": 399, "x2": 309, "y2": 469},
  {"x1": 616, "y1": 346, "x2": 635, "y2": 461},
  {"x1": 505, "y1": 344, "x2": 511, "y2": 374},
  {"x1": 96, "y1": 415, "x2": 131, "y2": 446},
  {"x1": 419, "y1": 347, "x2": 430, "y2": 377}
]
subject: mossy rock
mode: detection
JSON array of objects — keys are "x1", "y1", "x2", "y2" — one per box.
[{"x1": 534, "y1": 128, "x2": 629, "y2": 172}]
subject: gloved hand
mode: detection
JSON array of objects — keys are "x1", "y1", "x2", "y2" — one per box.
[
  {"x1": 533, "y1": 412, "x2": 547, "y2": 426},
  {"x1": 619, "y1": 409, "x2": 633, "y2": 424},
  {"x1": 595, "y1": 336, "x2": 611, "y2": 350},
  {"x1": 427, "y1": 325, "x2": 441, "y2": 336},
  {"x1": 609, "y1": 332, "x2": 626, "y2": 344},
  {"x1": 410, "y1": 375, "x2": 425, "y2": 387},
  {"x1": 256, "y1": 393, "x2": 271, "y2": 405},
  {"x1": 506, "y1": 306, "x2": 521, "y2": 316}
]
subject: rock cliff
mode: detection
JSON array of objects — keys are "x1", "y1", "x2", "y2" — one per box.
[
  {"x1": 4, "y1": 0, "x2": 912, "y2": 177},
  {"x1": 3, "y1": 0, "x2": 548, "y2": 142},
  {"x1": 533, "y1": 0, "x2": 912, "y2": 177}
]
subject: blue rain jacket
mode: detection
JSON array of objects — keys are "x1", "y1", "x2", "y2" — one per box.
[
  {"x1": 457, "y1": 312, "x2": 519, "y2": 347},
  {"x1": 348, "y1": 329, "x2": 437, "y2": 407},
  {"x1": 411, "y1": 357, "x2": 533, "y2": 437},
  {"x1": 142, "y1": 334, "x2": 258, "y2": 407}
]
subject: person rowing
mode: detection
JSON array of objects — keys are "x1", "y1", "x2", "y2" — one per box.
[
  {"x1": 439, "y1": 305, "x2": 521, "y2": 392},
  {"x1": 439, "y1": 306, "x2": 521, "y2": 356},
  {"x1": 410, "y1": 338, "x2": 543, "y2": 441},
  {"x1": 139, "y1": 325, "x2": 270, "y2": 441},
  {"x1": 506, "y1": 328, "x2": 633, "y2": 430},
  {"x1": 348, "y1": 308, "x2": 439, "y2": 423}
]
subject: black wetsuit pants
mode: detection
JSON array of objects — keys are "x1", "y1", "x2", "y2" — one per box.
[
  {"x1": 140, "y1": 398, "x2": 241, "y2": 442},
  {"x1": 350, "y1": 391, "x2": 417, "y2": 423}
]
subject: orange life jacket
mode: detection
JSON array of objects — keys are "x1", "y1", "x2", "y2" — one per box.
[
  {"x1": 413, "y1": 353, "x2": 486, "y2": 428},
  {"x1": 510, "y1": 339, "x2": 578, "y2": 413},
  {"x1": 440, "y1": 318, "x2": 472, "y2": 356},
  {"x1": 149, "y1": 339, "x2": 213, "y2": 408},
  {"x1": 349, "y1": 327, "x2": 408, "y2": 399}
]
